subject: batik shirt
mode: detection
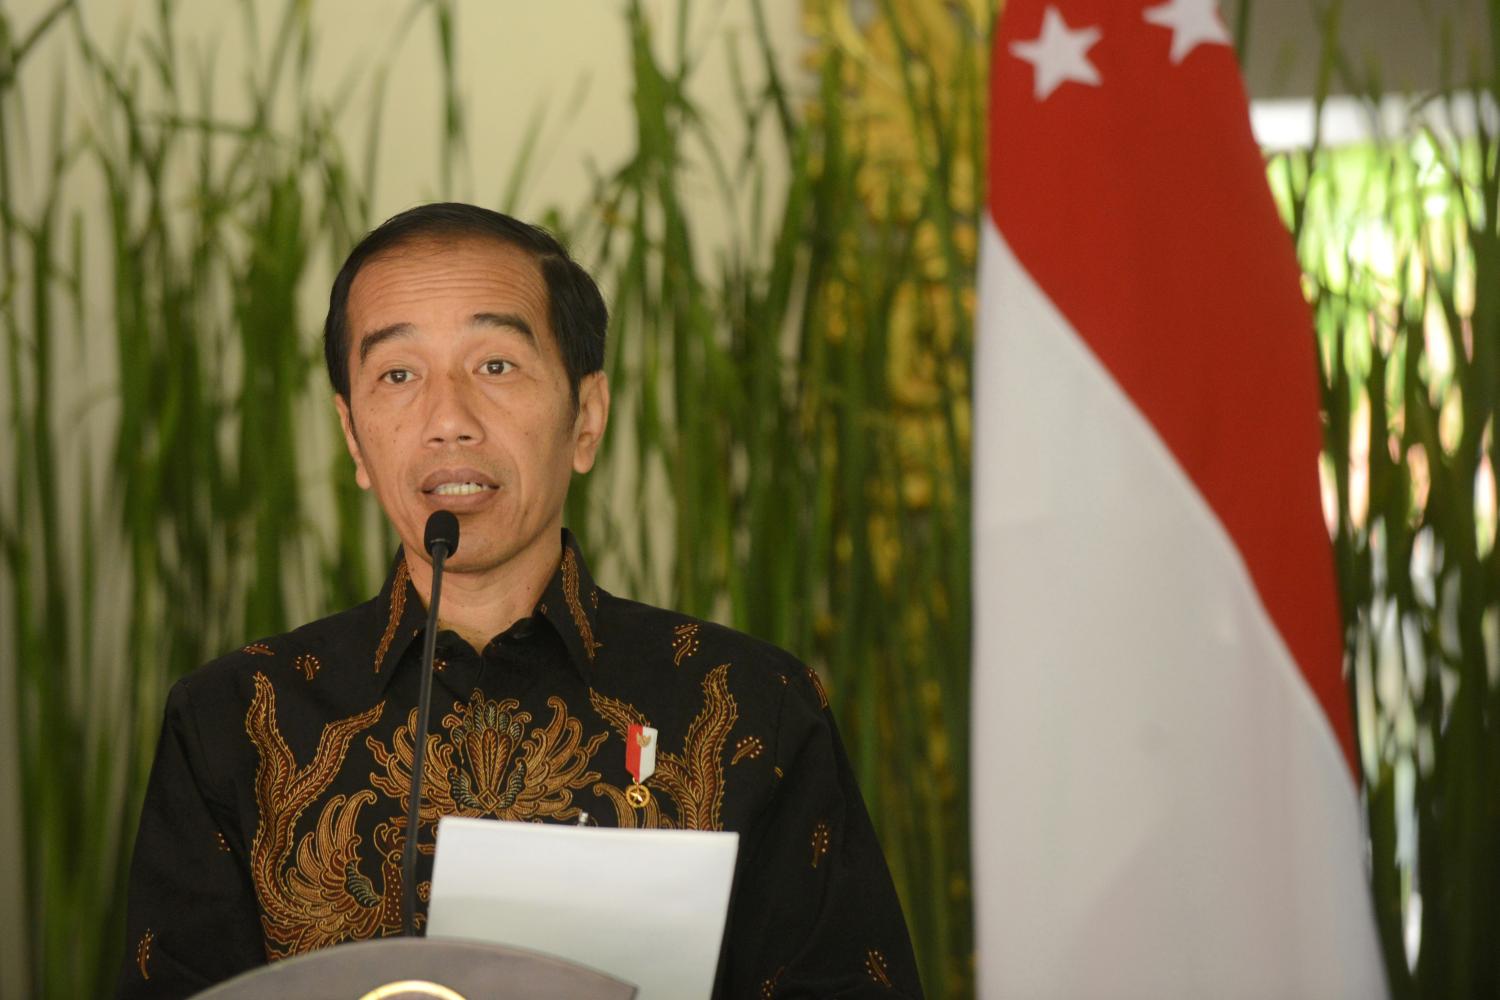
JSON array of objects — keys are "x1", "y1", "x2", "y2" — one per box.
[{"x1": 116, "y1": 530, "x2": 921, "y2": 998}]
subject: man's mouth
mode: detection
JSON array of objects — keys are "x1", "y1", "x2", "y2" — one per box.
[
  {"x1": 420, "y1": 468, "x2": 500, "y2": 498},
  {"x1": 429, "y1": 482, "x2": 492, "y2": 497}
]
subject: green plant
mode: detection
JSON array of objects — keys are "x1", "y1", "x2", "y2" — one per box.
[
  {"x1": 566, "y1": 2, "x2": 984, "y2": 992},
  {"x1": 2, "y1": 1, "x2": 980, "y2": 995},
  {"x1": 1, "y1": 1, "x2": 390, "y2": 993},
  {"x1": 1267, "y1": 5, "x2": 1500, "y2": 996}
]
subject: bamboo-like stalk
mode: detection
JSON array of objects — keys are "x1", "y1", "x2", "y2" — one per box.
[
  {"x1": 1267, "y1": 9, "x2": 1500, "y2": 988},
  {"x1": 562, "y1": 3, "x2": 981, "y2": 992},
  {"x1": 7, "y1": 2, "x2": 1498, "y2": 999},
  {"x1": 0, "y1": 1, "x2": 396, "y2": 993}
]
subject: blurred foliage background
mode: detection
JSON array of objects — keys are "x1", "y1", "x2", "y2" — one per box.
[{"x1": 1, "y1": 0, "x2": 1496, "y2": 998}]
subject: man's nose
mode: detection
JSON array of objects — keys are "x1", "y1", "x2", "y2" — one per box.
[{"x1": 423, "y1": 370, "x2": 485, "y2": 445}]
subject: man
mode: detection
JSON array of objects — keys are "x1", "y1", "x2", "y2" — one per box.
[{"x1": 117, "y1": 203, "x2": 921, "y2": 998}]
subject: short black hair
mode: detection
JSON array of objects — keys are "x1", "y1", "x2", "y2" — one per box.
[{"x1": 323, "y1": 202, "x2": 607, "y2": 406}]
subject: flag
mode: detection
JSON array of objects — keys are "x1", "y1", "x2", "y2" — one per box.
[{"x1": 970, "y1": 1, "x2": 1387, "y2": 996}]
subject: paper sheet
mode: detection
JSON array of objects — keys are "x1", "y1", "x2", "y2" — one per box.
[{"x1": 426, "y1": 816, "x2": 739, "y2": 1000}]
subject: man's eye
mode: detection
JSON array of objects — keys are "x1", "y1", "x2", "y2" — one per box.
[
  {"x1": 482, "y1": 359, "x2": 514, "y2": 376},
  {"x1": 380, "y1": 369, "x2": 412, "y2": 385}
]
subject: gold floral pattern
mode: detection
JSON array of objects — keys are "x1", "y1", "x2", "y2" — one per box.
[
  {"x1": 374, "y1": 560, "x2": 409, "y2": 673},
  {"x1": 671, "y1": 623, "x2": 701, "y2": 665},
  {"x1": 811, "y1": 821, "x2": 831, "y2": 869},
  {"x1": 136, "y1": 929, "x2": 154, "y2": 979},
  {"x1": 806, "y1": 665, "x2": 830, "y2": 710},
  {"x1": 590, "y1": 664, "x2": 738, "y2": 830},
  {"x1": 595, "y1": 777, "x2": 669, "y2": 828},
  {"x1": 131, "y1": 533, "x2": 917, "y2": 994},
  {"x1": 244, "y1": 676, "x2": 613, "y2": 961},
  {"x1": 243, "y1": 642, "x2": 273, "y2": 656},
  {"x1": 245, "y1": 672, "x2": 392, "y2": 958},
  {"x1": 562, "y1": 547, "x2": 601, "y2": 660},
  {"x1": 369, "y1": 691, "x2": 605, "y2": 824},
  {"x1": 732, "y1": 735, "x2": 763, "y2": 765},
  {"x1": 865, "y1": 947, "x2": 894, "y2": 987}
]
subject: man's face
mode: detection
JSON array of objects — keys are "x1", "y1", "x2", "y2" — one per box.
[{"x1": 335, "y1": 238, "x2": 608, "y2": 578}]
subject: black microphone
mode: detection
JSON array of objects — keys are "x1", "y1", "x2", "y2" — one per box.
[{"x1": 403, "y1": 510, "x2": 459, "y2": 937}]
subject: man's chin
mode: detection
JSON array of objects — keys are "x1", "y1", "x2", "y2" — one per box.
[
  {"x1": 415, "y1": 528, "x2": 557, "y2": 577},
  {"x1": 393, "y1": 502, "x2": 563, "y2": 575}
]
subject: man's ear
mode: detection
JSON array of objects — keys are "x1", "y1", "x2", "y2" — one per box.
[
  {"x1": 334, "y1": 394, "x2": 372, "y2": 490},
  {"x1": 571, "y1": 371, "x2": 611, "y2": 475}
]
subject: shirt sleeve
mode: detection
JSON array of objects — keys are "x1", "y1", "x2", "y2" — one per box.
[
  {"x1": 719, "y1": 665, "x2": 925, "y2": 999},
  {"x1": 116, "y1": 679, "x2": 266, "y2": 998}
]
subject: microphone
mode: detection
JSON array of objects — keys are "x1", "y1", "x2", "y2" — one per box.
[{"x1": 403, "y1": 510, "x2": 460, "y2": 937}]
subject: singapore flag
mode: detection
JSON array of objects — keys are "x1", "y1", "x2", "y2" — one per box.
[{"x1": 971, "y1": 1, "x2": 1388, "y2": 997}]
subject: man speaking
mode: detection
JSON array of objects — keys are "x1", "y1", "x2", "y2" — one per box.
[{"x1": 116, "y1": 203, "x2": 921, "y2": 998}]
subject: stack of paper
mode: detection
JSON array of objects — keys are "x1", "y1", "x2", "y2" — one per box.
[{"x1": 427, "y1": 816, "x2": 740, "y2": 1000}]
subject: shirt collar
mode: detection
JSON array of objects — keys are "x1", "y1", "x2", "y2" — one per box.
[
  {"x1": 536, "y1": 528, "x2": 605, "y2": 673},
  {"x1": 358, "y1": 528, "x2": 603, "y2": 701}
]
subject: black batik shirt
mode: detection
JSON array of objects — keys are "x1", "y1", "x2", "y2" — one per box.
[{"x1": 117, "y1": 531, "x2": 922, "y2": 998}]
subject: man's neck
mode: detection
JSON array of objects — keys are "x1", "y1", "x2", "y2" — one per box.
[{"x1": 402, "y1": 533, "x2": 560, "y2": 654}]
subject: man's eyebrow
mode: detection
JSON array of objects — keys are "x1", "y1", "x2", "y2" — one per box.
[
  {"x1": 357, "y1": 322, "x2": 415, "y2": 364},
  {"x1": 357, "y1": 313, "x2": 535, "y2": 365},
  {"x1": 470, "y1": 312, "x2": 535, "y2": 342}
]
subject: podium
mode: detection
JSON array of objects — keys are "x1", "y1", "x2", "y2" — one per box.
[{"x1": 192, "y1": 938, "x2": 638, "y2": 999}]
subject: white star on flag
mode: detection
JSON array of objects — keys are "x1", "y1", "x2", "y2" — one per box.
[
  {"x1": 1009, "y1": 6, "x2": 1102, "y2": 101},
  {"x1": 1143, "y1": 0, "x2": 1231, "y2": 64}
]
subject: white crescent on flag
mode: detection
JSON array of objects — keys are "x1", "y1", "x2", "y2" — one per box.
[{"x1": 971, "y1": 1, "x2": 1388, "y2": 997}]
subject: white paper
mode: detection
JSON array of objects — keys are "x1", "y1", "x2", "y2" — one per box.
[{"x1": 426, "y1": 816, "x2": 739, "y2": 1000}]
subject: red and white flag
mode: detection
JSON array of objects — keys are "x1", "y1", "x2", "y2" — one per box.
[
  {"x1": 626, "y1": 723, "x2": 658, "y2": 784},
  {"x1": 971, "y1": 1, "x2": 1387, "y2": 996}
]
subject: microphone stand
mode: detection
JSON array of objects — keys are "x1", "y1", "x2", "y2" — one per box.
[{"x1": 403, "y1": 511, "x2": 458, "y2": 937}]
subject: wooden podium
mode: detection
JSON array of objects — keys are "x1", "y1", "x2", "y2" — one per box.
[{"x1": 191, "y1": 938, "x2": 638, "y2": 999}]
